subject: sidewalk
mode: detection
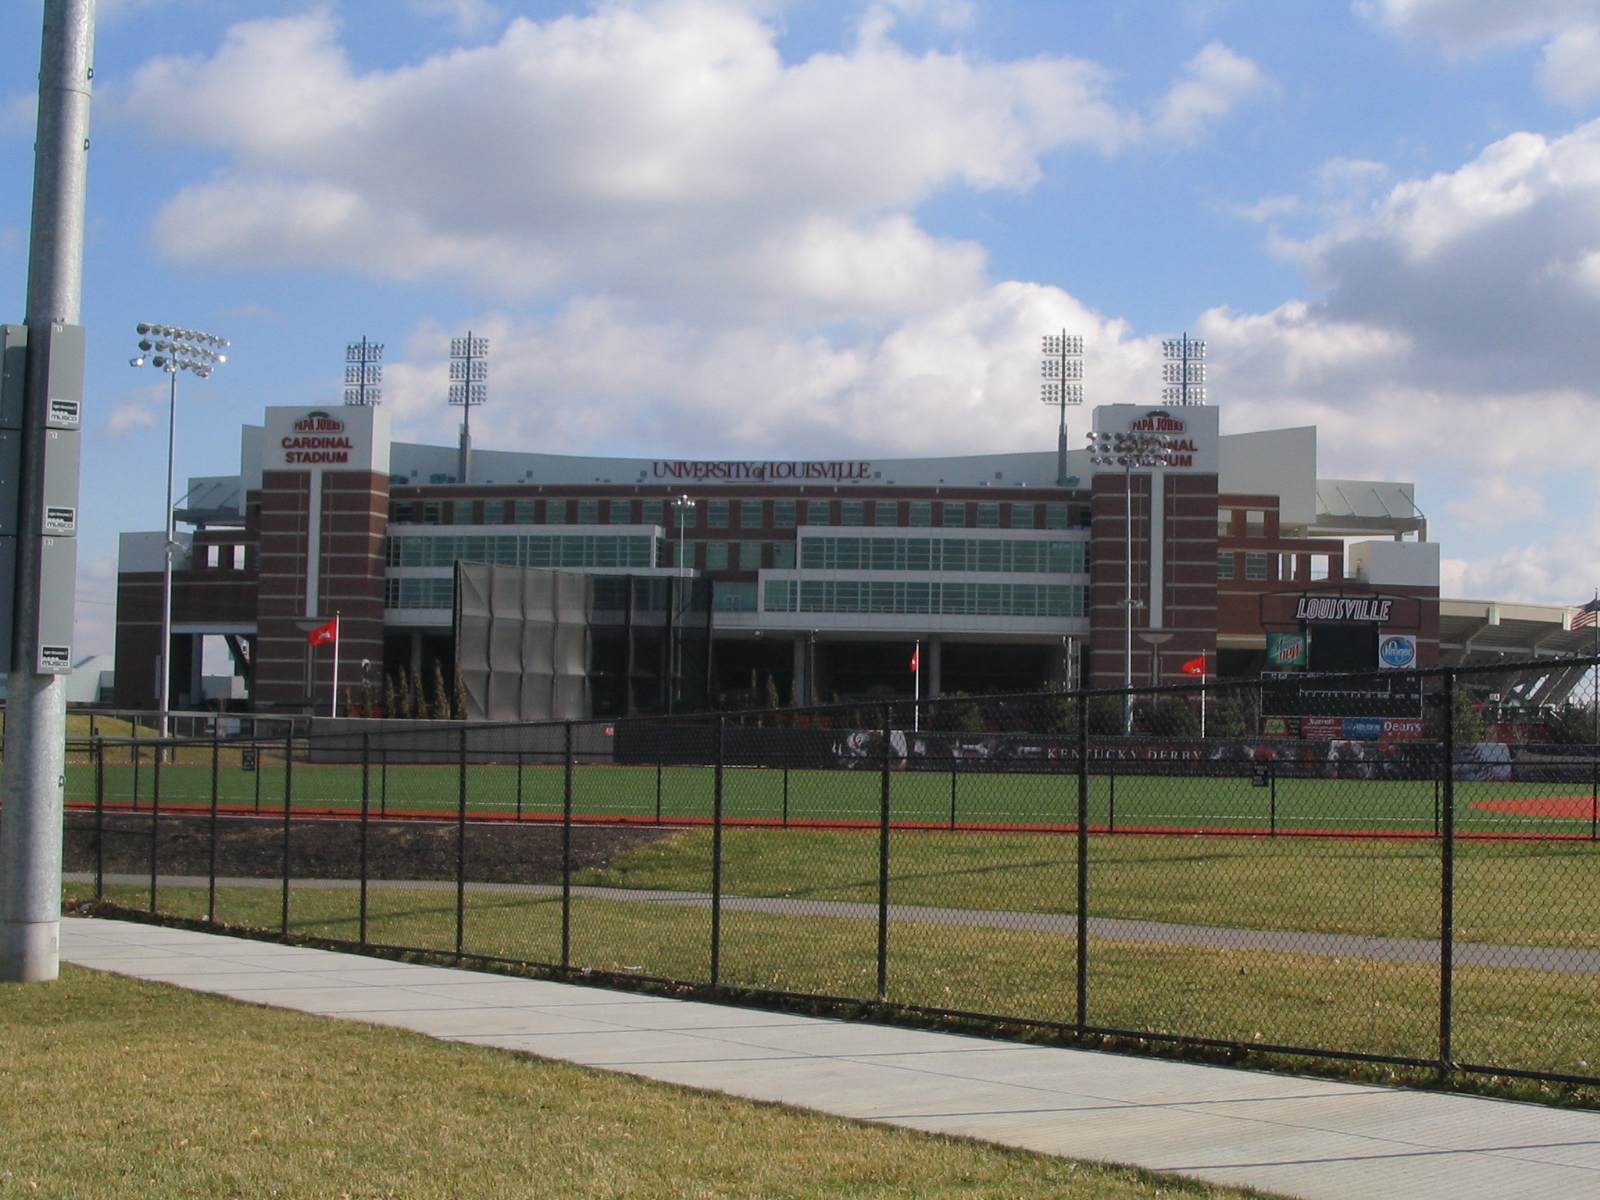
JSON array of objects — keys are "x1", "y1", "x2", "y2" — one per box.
[{"x1": 60, "y1": 917, "x2": 1600, "y2": 1200}]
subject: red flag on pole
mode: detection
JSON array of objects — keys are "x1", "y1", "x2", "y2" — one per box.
[
  {"x1": 308, "y1": 618, "x2": 337, "y2": 646},
  {"x1": 1181, "y1": 655, "x2": 1206, "y2": 677},
  {"x1": 910, "y1": 647, "x2": 920, "y2": 672}
]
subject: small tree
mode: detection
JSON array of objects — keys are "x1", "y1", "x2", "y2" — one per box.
[
  {"x1": 1147, "y1": 695, "x2": 1200, "y2": 738},
  {"x1": 1544, "y1": 703, "x2": 1597, "y2": 745},
  {"x1": 1086, "y1": 695, "x2": 1123, "y2": 736},
  {"x1": 1033, "y1": 691, "x2": 1078, "y2": 735},
  {"x1": 1454, "y1": 688, "x2": 1486, "y2": 743},
  {"x1": 1207, "y1": 701, "x2": 1248, "y2": 738},
  {"x1": 931, "y1": 692, "x2": 985, "y2": 733}
]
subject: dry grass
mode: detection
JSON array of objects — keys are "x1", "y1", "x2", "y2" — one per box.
[{"x1": 0, "y1": 964, "x2": 1282, "y2": 1199}]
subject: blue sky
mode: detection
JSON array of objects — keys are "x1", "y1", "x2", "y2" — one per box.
[{"x1": 4, "y1": 0, "x2": 1600, "y2": 659}]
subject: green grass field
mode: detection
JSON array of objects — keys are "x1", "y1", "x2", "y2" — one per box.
[
  {"x1": 67, "y1": 820, "x2": 1600, "y2": 1081},
  {"x1": 64, "y1": 752, "x2": 1600, "y2": 836},
  {"x1": 5, "y1": 965, "x2": 1278, "y2": 1200}
]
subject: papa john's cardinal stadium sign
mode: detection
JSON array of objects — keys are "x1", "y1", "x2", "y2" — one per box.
[
  {"x1": 263, "y1": 405, "x2": 390, "y2": 476},
  {"x1": 1090, "y1": 404, "x2": 1219, "y2": 473}
]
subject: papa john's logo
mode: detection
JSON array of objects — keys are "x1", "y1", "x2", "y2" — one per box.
[
  {"x1": 293, "y1": 410, "x2": 345, "y2": 433},
  {"x1": 1129, "y1": 409, "x2": 1186, "y2": 433}
]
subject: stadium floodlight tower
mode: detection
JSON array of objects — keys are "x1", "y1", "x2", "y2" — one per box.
[
  {"x1": 1087, "y1": 427, "x2": 1175, "y2": 733},
  {"x1": 344, "y1": 336, "x2": 382, "y2": 406},
  {"x1": 1040, "y1": 332, "x2": 1084, "y2": 486},
  {"x1": 1161, "y1": 333, "x2": 1206, "y2": 406},
  {"x1": 448, "y1": 331, "x2": 488, "y2": 484},
  {"x1": 130, "y1": 323, "x2": 227, "y2": 739}
]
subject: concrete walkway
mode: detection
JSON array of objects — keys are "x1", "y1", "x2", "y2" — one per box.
[{"x1": 59, "y1": 917, "x2": 1600, "y2": 1200}]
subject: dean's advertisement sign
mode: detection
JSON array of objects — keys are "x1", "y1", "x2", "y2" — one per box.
[{"x1": 264, "y1": 405, "x2": 389, "y2": 476}]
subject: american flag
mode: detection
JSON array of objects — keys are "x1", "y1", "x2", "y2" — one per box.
[{"x1": 1573, "y1": 599, "x2": 1600, "y2": 629}]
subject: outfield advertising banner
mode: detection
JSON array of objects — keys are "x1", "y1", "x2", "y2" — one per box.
[{"x1": 1266, "y1": 631, "x2": 1308, "y2": 668}]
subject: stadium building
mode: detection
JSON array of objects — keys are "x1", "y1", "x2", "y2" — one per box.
[{"x1": 111, "y1": 399, "x2": 1592, "y2": 721}]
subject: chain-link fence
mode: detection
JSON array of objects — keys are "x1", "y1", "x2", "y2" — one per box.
[{"x1": 57, "y1": 656, "x2": 1600, "y2": 1086}]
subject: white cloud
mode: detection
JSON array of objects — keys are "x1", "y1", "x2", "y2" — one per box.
[
  {"x1": 1151, "y1": 42, "x2": 1274, "y2": 140},
  {"x1": 1361, "y1": 0, "x2": 1600, "y2": 105},
  {"x1": 122, "y1": 5, "x2": 1263, "y2": 317},
  {"x1": 411, "y1": 0, "x2": 504, "y2": 35},
  {"x1": 107, "y1": 401, "x2": 157, "y2": 435}
]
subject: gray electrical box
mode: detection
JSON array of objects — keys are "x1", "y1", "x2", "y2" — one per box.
[{"x1": 0, "y1": 323, "x2": 85, "y2": 676}]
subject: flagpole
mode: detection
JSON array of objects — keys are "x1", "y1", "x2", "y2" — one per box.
[
  {"x1": 913, "y1": 640, "x2": 921, "y2": 733},
  {"x1": 330, "y1": 612, "x2": 340, "y2": 719},
  {"x1": 1200, "y1": 666, "x2": 1207, "y2": 740}
]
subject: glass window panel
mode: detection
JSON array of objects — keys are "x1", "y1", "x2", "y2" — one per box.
[
  {"x1": 873, "y1": 501, "x2": 898, "y2": 526},
  {"x1": 451, "y1": 500, "x2": 474, "y2": 524},
  {"x1": 770, "y1": 542, "x2": 795, "y2": 569},
  {"x1": 806, "y1": 500, "x2": 831, "y2": 525},
  {"x1": 1044, "y1": 503, "x2": 1069, "y2": 529},
  {"x1": 482, "y1": 501, "x2": 505, "y2": 524},
  {"x1": 608, "y1": 499, "x2": 633, "y2": 524},
  {"x1": 707, "y1": 500, "x2": 730, "y2": 528},
  {"x1": 977, "y1": 502, "x2": 1000, "y2": 528},
  {"x1": 641, "y1": 499, "x2": 664, "y2": 526},
  {"x1": 740, "y1": 500, "x2": 763, "y2": 527},
  {"x1": 772, "y1": 500, "x2": 797, "y2": 527},
  {"x1": 840, "y1": 500, "x2": 865, "y2": 526},
  {"x1": 575, "y1": 499, "x2": 600, "y2": 524},
  {"x1": 908, "y1": 501, "x2": 933, "y2": 527},
  {"x1": 704, "y1": 542, "x2": 729, "y2": 570},
  {"x1": 738, "y1": 541, "x2": 762, "y2": 569},
  {"x1": 941, "y1": 502, "x2": 966, "y2": 527},
  {"x1": 1245, "y1": 552, "x2": 1269, "y2": 580},
  {"x1": 1217, "y1": 551, "x2": 1235, "y2": 580},
  {"x1": 1010, "y1": 504, "x2": 1035, "y2": 529},
  {"x1": 545, "y1": 500, "x2": 568, "y2": 524}
]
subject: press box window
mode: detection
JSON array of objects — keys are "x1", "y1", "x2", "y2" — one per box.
[
  {"x1": 422, "y1": 501, "x2": 443, "y2": 524},
  {"x1": 576, "y1": 499, "x2": 600, "y2": 524},
  {"x1": 909, "y1": 501, "x2": 933, "y2": 527},
  {"x1": 738, "y1": 541, "x2": 762, "y2": 569},
  {"x1": 1010, "y1": 504, "x2": 1035, "y2": 529},
  {"x1": 773, "y1": 500, "x2": 797, "y2": 527},
  {"x1": 511, "y1": 500, "x2": 535, "y2": 523},
  {"x1": 740, "y1": 500, "x2": 763, "y2": 527},
  {"x1": 707, "y1": 500, "x2": 730, "y2": 528},
  {"x1": 481, "y1": 501, "x2": 505, "y2": 524},
  {"x1": 840, "y1": 500, "x2": 865, "y2": 526},
  {"x1": 608, "y1": 500, "x2": 633, "y2": 524},
  {"x1": 451, "y1": 500, "x2": 474, "y2": 524},
  {"x1": 977, "y1": 503, "x2": 1000, "y2": 528},
  {"x1": 545, "y1": 500, "x2": 568, "y2": 524},
  {"x1": 704, "y1": 542, "x2": 730, "y2": 570},
  {"x1": 1217, "y1": 551, "x2": 1235, "y2": 580},
  {"x1": 640, "y1": 499, "x2": 664, "y2": 526},
  {"x1": 1245, "y1": 552, "x2": 1269, "y2": 581},
  {"x1": 873, "y1": 501, "x2": 898, "y2": 526},
  {"x1": 941, "y1": 502, "x2": 966, "y2": 527},
  {"x1": 806, "y1": 500, "x2": 831, "y2": 525},
  {"x1": 673, "y1": 501, "x2": 696, "y2": 527},
  {"x1": 770, "y1": 542, "x2": 795, "y2": 568},
  {"x1": 1044, "y1": 504, "x2": 1069, "y2": 530}
]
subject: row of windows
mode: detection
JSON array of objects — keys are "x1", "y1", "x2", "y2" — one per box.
[
  {"x1": 763, "y1": 580, "x2": 1087, "y2": 618},
  {"x1": 798, "y1": 536, "x2": 1086, "y2": 575},
  {"x1": 1217, "y1": 552, "x2": 1336, "y2": 582},
  {"x1": 385, "y1": 577, "x2": 455, "y2": 609},
  {"x1": 385, "y1": 535, "x2": 657, "y2": 570},
  {"x1": 390, "y1": 497, "x2": 1090, "y2": 530}
]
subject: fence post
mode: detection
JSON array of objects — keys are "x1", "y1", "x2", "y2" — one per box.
[
  {"x1": 877, "y1": 704, "x2": 892, "y2": 1003},
  {"x1": 561, "y1": 722, "x2": 573, "y2": 970},
  {"x1": 1076, "y1": 687, "x2": 1089, "y2": 1032},
  {"x1": 655, "y1": 760, "x2": 663, "y2": 824},
  {"x1": 359, "y1": 732, "x2": 370, "y2": 945},
  {"x1": 380, "y1": 745, "x2": 388, "y2": 818},
  {"x1": 516, "y1": 750, "x2": 524, "y2": 822},
  {"x1": 782, "y1": 764, "x2": 789, "y2": 828},
  {"x1": 149, "y1": 738, "x2": 161, "y2": 914},
  {"x1": 1269, "y1": 766, "x2": 1278, "y2": 837},
  {"x1": 281, "y1": 737, "x2": 293, "y2": 936},
  {"x1": 1591, "y1": 760, "x2": 1597, "y2": 844},
  {"x1": 94, "y1": 738, "x2": 104, "y2": 903},
  {"x1": 1107, "y1": 761, "x2": 1116, "y2": 834},
  {"x1": 710, "y1": 716, "x2": 726, "y2": 990},
  {"x1": 1439, "y1": 668, "x2": 1456, "y2": 1070},
  {"x1": 949, "y1": 759, "x2": 958, "y2": 831},
  {"x1": 456, "y1": 726, "x2": 468, "y2": 961},
  {"x1": 208, "y1": 732, "x2": 219, "y2": 923}
]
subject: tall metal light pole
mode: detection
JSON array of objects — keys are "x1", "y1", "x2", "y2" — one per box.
[
  {"x1": 668, "y1": 495, "x2": 695, "y2": 713},
  {"x1": 1, "y1": 0, "x2": 94, "y2": 984},
  {"x1": 130, "y1": 325, "x2": 226, "y2": 737},
  {"x1": 448, "y1": 332, "x2": 487, "y2": 484},
  {"x1": 1162, "y1": 334, "x2": 1206, "y2": 406},
  {"x1": 1040, "y1": 332, "x2": 1083, "y2": 487},
  {"x1": 1088, "y1": 429, "x2": 1174, "y2": 733},
  {"x1": 344, "y1": 337, "x2": 382, "y2": 406}
]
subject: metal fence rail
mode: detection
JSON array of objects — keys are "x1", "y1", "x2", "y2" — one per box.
[{"x1": 53, "y1": 657, "x2": 1600, "y2": 1088}]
